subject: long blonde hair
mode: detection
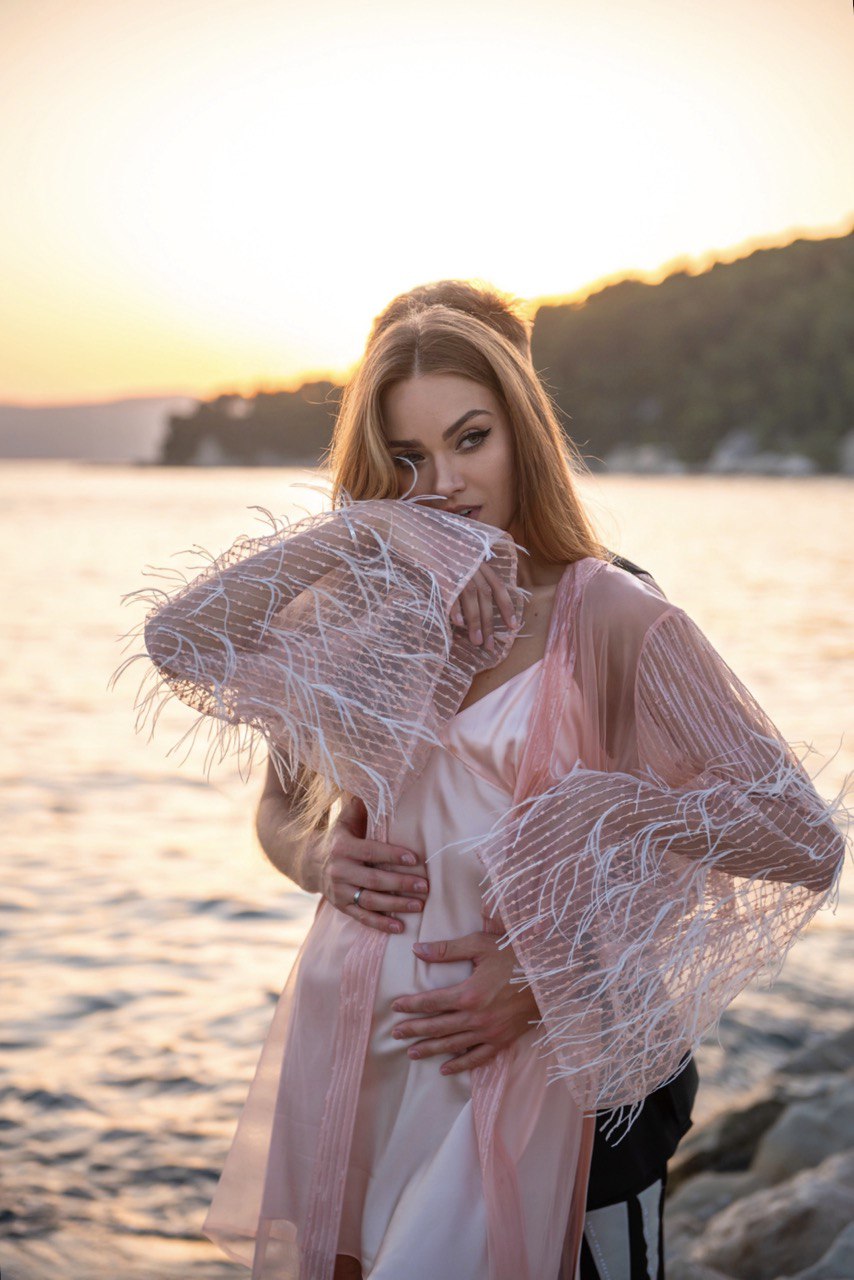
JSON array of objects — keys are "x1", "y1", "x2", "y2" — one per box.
[
  {"x1": 291, "y1": 282, "x2": 608, "y2": 835},
  {"x1": 324, "y1": 302, "x2": 604, "y2": 567}
]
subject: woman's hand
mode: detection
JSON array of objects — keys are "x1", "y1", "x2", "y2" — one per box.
[
  {"x1": 318, "y1": 795, "x2": 430, "y2": 934},
  {"x1": 390, "y1": 931, "x2": 541, "y2": 1073},
  {"x1": 450, "y1": 562, "x2": 520, "y2": 654}
]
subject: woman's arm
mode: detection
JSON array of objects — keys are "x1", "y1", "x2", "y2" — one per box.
[
  {"x1": 116, "y1": 498, "x2": 526, "y2": 825},
  {"x1": 628, "y1": 605, "x2": 847, "y2": 889},
  {"x1": 255, "y1": 755, "x2": 329, "y2": 895},
  {"x1": 140, "y1": 502, "x2": 389, "y2": 683},
  {"x1": 457, "y1": 593, "x2": 850, "y2": 1114},
  {"x1": 140, "y1": 499, "x2": 519, "y2": 679}
]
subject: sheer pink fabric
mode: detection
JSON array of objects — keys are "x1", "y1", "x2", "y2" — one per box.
[
  {"x1": 114, "y1": 498, "x2": 850, "y2": 1279},
  {"x1": 453, "y1": 559, "x2": 849, "y2": 1126},
  {"x1": 113, "y1": 497, "x2": 528, "y2": 826}
]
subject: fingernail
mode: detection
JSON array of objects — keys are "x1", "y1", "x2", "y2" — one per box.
[
  {"x1": 407, "y1": 901, "x2": 422, "y2": 912},
  {"x1": 473, "y1": 629, "x2": 483, "y2": 645},
  {"x1": 412, "y1": 942, "x2": 429, "y2": 956},
  {"x1": 413, "y1": 879, "x2": 428, "y2": 892},
  {"x1": 510, "y1": 615, "x2": 518, "y2": 628},
  {"x1": 401, "y1": 853, "x2": 417, "y2": 865}
]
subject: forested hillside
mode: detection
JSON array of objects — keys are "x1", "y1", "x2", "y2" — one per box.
[
  {"x1": 159, "y1": 383, "x2": 340, "y2": 465},
  {"x1": 160, "y1": 229, "x2": 854, "y2": 470},
  {"x1": 532, "y1": 230, "x2": 853, "y2": 469}
]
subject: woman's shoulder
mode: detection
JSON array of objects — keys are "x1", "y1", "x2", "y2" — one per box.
[
  {"x1": 566, "y1": 552, "x2": 666, "y2": 603},
  {"x1": 567, "y1": 554, "x2": 677, "y2": 645}
]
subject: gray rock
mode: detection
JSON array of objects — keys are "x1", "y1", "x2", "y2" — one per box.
[
  {"x1": 667, "y1": 1170, "x2": 760, "y2": 1227},
  {"x1": 751, "y1": 1076, "x2": 854, "y2": 1186},
  {"x1": 668, "y1": 1091, "x2": 786, "y2": 1192},
  {"x1": 839, "y1": 430, "x2": 854, "y2": 477},
  {"x1": 669, "y1": 1063, "x2": 854, "y2": 1195},
  {"x1": 666, "y1": 1170, "x2": 759, "y2": 1271},
  {"x1": 709, "y1": 428, "x2": 760, "y2": 470},
  {"x1": 666, "y1": 1260, "x2": 734, "y2": 1280},
  {"x1": 788, "y1": 1220, "x2": 854, "y2": 1279},
  {"x1": 604, "y1": 442, "x2": 687, "y2": 474},
  {"x1": 780, "y1": 1026, "x2": 854, "y2": 1076},
  {"x1": 688, "y1": 1150, "x2": 854, "y2": 1280}
]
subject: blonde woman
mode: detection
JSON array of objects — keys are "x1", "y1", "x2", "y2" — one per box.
[
  {"x1": 127, "y1": 282, "x2": 847, "y2": 1280},
  {"x1": 259, "y1": 281, "x2": 700, "y2": 1280}
]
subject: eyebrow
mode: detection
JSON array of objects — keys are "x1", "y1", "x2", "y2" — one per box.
[{"x1": 386, "y1": 409, "x2": 493, "y2": 449}]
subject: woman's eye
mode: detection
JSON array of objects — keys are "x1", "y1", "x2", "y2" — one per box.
[
  {"x1": 391, "y1": 430, "x2": 489, "y2": 468},
  {"x1": 460, "y1": 429, "x2": 490, "y2": 450}
]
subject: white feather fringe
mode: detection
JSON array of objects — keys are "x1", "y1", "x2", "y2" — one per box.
[
  {"x1": 110, "y1": 494, "x2": 527, "y2": 825},
  {"x1": 432, "y1": 611, "x2": 853, "y2": 1124}
]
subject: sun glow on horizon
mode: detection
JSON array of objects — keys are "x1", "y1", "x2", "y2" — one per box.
[{"x1": 1, "y1": 0, "x2": 852, "y2": 405}]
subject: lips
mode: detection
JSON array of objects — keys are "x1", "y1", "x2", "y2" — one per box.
[{"x1": 444, "y1": 505, "x2": 482, "y2": 519}]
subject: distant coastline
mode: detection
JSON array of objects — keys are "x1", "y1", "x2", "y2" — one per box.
[
  {"x1": 3, "y1": 228, "x2": 852, "y2": 474},
  {"x1": 156, "y1": 229, "x2": 854, "y2": 477}
]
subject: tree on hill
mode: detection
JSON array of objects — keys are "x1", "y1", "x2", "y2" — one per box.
[
  {"x1": 159, "y1": 382, "x2": 341, "y2": 465},
  {"x1": 531, "y1": 230, "x2": 854, "y2": 469},
  {"x1": 159, "y1": 230, "x2": 854, "y2": 471}
]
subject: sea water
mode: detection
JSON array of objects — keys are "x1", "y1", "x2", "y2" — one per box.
[{"x1": 1, "y1": 462, "x2": 851, "y2": 1278}]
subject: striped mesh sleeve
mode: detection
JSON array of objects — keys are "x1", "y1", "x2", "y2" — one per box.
[
  {"x1": 447, "y1": 604, "x2": 851, "y2": 1117},
  {"x1": 111, "y1": 497, "x2": 527, "y2": 825}
]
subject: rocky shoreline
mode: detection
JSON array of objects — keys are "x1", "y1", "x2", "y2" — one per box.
[
  {"x1": 665, "y1": 1024, "x2": 854, "y2": 1279},
  {"x1": 1, "y1": 1026, "x2": 852, "y2": 1279}
]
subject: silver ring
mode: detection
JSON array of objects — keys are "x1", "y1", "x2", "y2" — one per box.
[{"x1": 352, "y1": 887, "x2": 364, "y2": 906}]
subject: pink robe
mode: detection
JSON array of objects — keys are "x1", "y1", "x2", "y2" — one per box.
[
  {"x1": 117, "y1": 498, "x2": 849, "y2": 1280},
  {"x1": 264, "y1": 658, "x2": 587, "y2": 1279}
]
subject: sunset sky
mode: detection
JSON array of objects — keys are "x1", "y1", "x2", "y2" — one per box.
[{"x1": 1, "y1": 0, "x2": 852, "y2": 405}]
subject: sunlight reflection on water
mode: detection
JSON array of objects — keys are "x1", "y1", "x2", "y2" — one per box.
[{"x1": 1, "y1": 462, "x2": 851, "y2": 1277}]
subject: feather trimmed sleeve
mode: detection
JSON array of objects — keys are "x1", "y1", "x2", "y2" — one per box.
[
  {"x1": 455, "y1": 565, "x2": 851, "y2": 1116},
  {"x1": 112, "y1": 497, "x2": 527, "y2": 825}
]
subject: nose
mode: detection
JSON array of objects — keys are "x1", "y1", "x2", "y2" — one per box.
[{"x1": 432, "y1": 453, "x2": 465, "y2": 500}]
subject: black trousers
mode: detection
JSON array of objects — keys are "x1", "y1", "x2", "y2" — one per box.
[
  {"x1": 576, "y1": 1054, "x2": 697, "y2": 1280},
  {"x1": 579, "y1": 1163, "x2": 667, "y2": 1280}
]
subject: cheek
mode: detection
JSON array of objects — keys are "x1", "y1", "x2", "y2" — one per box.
[
  {"x1": 485, "y1": 439, "x2": 516, "y2": 496},
  {"x1": 392, "y1": 462, "x2": 421, "y2": 496}
]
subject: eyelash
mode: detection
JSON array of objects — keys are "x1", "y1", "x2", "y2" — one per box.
[{"x1": 392, "y1": 428, "x2": 491, "y2": 469}]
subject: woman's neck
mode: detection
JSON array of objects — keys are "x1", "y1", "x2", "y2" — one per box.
[
  {"x1": 515, "y1": 555, "x2": 569, "y2": 592},
  {"x1": 506, "y1": 515, "x2": 569, "y2": 591}
]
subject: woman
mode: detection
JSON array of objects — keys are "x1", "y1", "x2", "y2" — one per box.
[
  {"x1": 121, "y1": 282, "x2": 848, "y2": 1280},
  {"x1": 257, "y1": 280, "x2": 698, "y2": 1280}
]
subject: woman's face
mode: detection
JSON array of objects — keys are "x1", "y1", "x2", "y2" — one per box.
[{"x1": 381, "y1": 373, "x2": 518, "y2": 533}]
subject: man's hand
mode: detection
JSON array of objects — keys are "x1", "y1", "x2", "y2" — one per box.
[
  {"x1": 319, "y1": 795, "x2": 430, "y2": 934},
  {"x1": 390, "y1": 931, "x2": 541, "y2": 1074}
]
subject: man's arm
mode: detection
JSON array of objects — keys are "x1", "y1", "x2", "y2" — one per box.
[
  {"x1": 255, "y1": 755, "x2": 330, "y2": 895},
  {"x1": 255, "y1": 759, "x2": 431, "y2": 930}
]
